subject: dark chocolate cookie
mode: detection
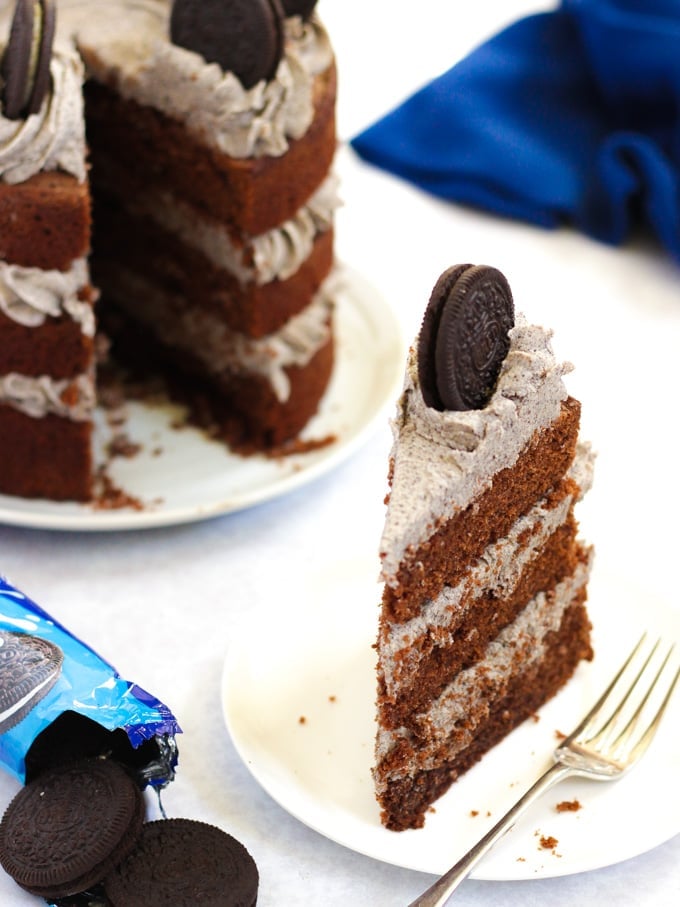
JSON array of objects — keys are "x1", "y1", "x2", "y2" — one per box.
[
  {"x1": 0, "y1": 758, "x2": 145, "y2": 899},
  {"x1": 417, "y1": 264, "x2": 473, "y2": 410},
  {"x1": 27, "y1": 0, "x2": 56, "y2": 115},
  {"x1": 0, "y1": 0, "x2": 56, "y2": 120},
  {"x1": 419, "y1": 265, "x2": 514, "y2": 411},
  {"x1": 170, "y1": 0, "x2": 284, "y2": 89},
  {"x1": 103, "y1": 818, "x2": 259, "y2": 906},
  {"x1": 0, "y1": 629, "x2": 63, "y2": 734},
  {"x1": 280, "y1": 0, "x2": 318, "y2": 18}
]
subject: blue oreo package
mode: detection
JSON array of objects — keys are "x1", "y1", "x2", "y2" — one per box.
[{"x1": 0, "y1": 575, "x2": 180, "y2": 788}]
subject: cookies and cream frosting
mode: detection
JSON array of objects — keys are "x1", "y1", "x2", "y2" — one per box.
[
  {"x1": 58, "y1": 0, "x2": 334, "y2": 158},
  {"x1": 380, "y1": 316, "x2": 573, "y2": 586},
  {"x1": 0, "y1": 259, "x2": 94, "y2": 335},
  {"x1": 0, "y1": 372, "x2": 95, "y2": 421}
]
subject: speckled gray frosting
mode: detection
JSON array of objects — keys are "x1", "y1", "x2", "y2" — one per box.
[
  {"x1": 0, "y1": 259, "x2": 93, "y2": 334},
  {"x1": 0, "y1": 372, "x2": 95, "y2": 420},
  {"x1": 375, "y1": 553, "x2": 593, "y2": 783},
  {"x1": 379, "y1": 315, "x2": 573, "y2": 587},
  {"x1": 56, "y1": 0, "x2": 334, "y2": 159},
  {"x1": 0, "y1": 41, "x2": 87, "y2": 183}
]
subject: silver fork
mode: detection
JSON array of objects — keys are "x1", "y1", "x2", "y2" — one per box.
[{"x1": 408, "y1": 634, "x2": 680, "y2": 907}]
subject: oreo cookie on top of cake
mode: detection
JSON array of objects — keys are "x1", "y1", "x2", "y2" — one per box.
[
  {"x1": 0, "y1": 0, "x2": 340, "y2": 501},
  {"x1": 374, "y1": 264, "x2": 594, "y2": 831}
]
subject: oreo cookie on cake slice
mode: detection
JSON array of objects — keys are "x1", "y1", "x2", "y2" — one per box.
[
  {"x1": 0, "y1": 757, "x2": 145, "y2": 899},
  {"x1": 418, "y1": 264, "x2": 514, "y2": 411},
  {"x1": 0, "y1": 630, "x2": 63, "y2": 734}
]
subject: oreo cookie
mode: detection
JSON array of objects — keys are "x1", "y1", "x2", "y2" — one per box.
[
  {"x1": 418, "y1": 264, "x2": 515, "y2": 411},
  {"x1": 0, "y1": 629, "x2": 63, "y2": 734},
  {"x1": 170, "y1": 0, "x2": 285, "y2": 89},
  {"x1": 103, "y1": 818, "x2": 259, "y2": 906},
  {"x1": 0, "y1": 757, "x2": 145, "y2": 899},
  {"x1": 280, "y1": 0, "x2": 318, "y2": 18},
  {"x1": 0, "y1": 0, "x2": 56, "y2": 120}
]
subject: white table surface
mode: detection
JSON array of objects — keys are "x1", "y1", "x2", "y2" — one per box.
[{"x1": 2, "y1": 1, "x2": 680, "y2": 903}]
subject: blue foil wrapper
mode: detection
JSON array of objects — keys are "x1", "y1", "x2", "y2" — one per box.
[{"x1": 0, "y1": 575, "x2": 180, "y2": 789}]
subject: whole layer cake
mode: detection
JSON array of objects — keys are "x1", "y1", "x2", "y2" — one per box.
[
  {"x1": 374, "y1": 265, "x2": 594, "y2": 831},
  {"x1": 0, "y1": 0, "x2": 340, "y2": 501}
]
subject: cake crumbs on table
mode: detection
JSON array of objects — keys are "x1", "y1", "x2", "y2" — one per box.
[{"x1": 555, "y1": 799, "x2": 582, "y2": 813}]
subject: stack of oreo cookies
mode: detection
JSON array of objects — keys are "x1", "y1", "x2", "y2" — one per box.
[{"x1": 0, "y1": 757, "x2": 259, "y2": 905}]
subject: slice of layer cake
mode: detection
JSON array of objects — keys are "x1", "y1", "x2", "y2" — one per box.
[
  {"x1": 62, "y1": 0, "x2": 340, "y2": 450},
  {"x1": 374, "y1": 264, "x2": 594, "y2": 831},
  {"x1": 0, "y1": 0, "x2": 96, "y2": 501}
]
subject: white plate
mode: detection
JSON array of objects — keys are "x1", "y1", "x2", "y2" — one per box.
[
  {"x1": 0, "y1": 269, "x2": 403, "y2": 531},
  {"x1": 222, "y1": 556, "x2": 680, "y2": 880}
]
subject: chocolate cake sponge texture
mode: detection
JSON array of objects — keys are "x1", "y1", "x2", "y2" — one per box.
[
  {"x1": 374, "y1": 265, "x2": 594, "y2": 831},
  {"x1": 0, "y1": 0, "x2": 340, "y2": 501}
]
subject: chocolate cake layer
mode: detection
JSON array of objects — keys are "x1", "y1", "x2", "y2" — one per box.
[
  {"x1": 0, "y1": 299, "x2": 95, "y2": 378},
  {"x1": 0, "y1": 406, "x2": 93, "y2": 501},
  {"x1": 376, "y1": 576, "x2": 593, "y2": 831},
  {"x1": 378, "y1": 512, "x2": 581, "y2": 731},
  {"x1": 383, "y1": 397, "x2": 581, "y2": 622},
  {"x1": 0, "y1": 172, "x2": 91, "y2": 270},
  {"x1": 82, "y1": 61, "x2": 337, "y2": 237}
]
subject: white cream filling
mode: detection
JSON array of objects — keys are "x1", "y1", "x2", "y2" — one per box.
[{"x1": 0, "y1": 668, "x2": 56, "y2": 724}]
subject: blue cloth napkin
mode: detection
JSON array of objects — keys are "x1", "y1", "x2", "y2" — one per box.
[{"x1": 351, "y1": 0, "x2": 680, "y2": 262}]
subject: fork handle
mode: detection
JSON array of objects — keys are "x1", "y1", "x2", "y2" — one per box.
[{"x1": 407, "y1": 761, "x2": 573, "y2": 906}]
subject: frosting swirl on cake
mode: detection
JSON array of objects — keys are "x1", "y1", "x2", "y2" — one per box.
[
  {"x1": 59, "y1": 0, "x2": 334, "y2": 158},
  {"x1": 0, "y1": 44, "x2": 87, "y2": 183},
  {"x1": 380, "y1": 316, "x2": 573, "y2": 585}
]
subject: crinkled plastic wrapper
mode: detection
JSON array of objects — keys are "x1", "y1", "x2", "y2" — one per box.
[{"x1": 0, "y1": 575, "x2": 180, "y2": 789}]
